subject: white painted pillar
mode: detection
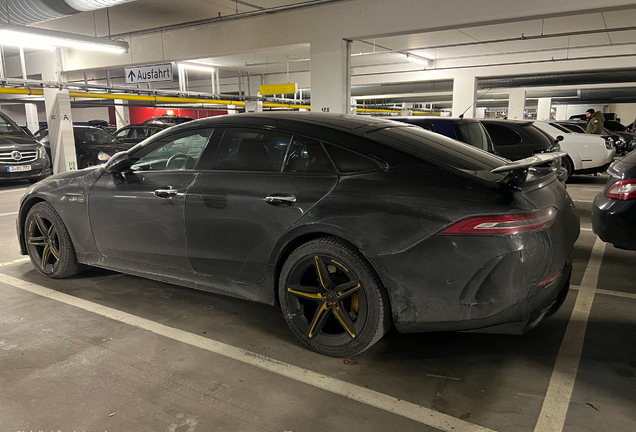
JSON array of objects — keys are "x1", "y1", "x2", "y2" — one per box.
[
  {"x1": 536, "y1": 98, "x2": 552, "y2": 121},
  {"x1": 310, "y1": 38, "x2": 351, "y2": 114},
  {"x1": 114, "y1": 100, "x2": 130, "y2": 129},
  {"x1": 451, "y1": 73, "x2": 477, "y2": 118},
  {"x1": 508, "y1": 89, "x2": 526, "y2": 120},
  {"x1": 227, "y1": 105, "x2": 238, "y2": 115},
  {"x1": 24, "y1": 103, "x2": 39, "y2": 133},
  {"x1": 44, "y1": 89, "x2": 78, "y2": 174},
  {"x1": 245, "y1": 100, "x2": 263, "y2": 113},
  {"x1": 555, "y1": 105, "x2": 568, "y2": 121},
  {"x1": 401, "y1": 103, "x2": 414, "y2": 116}
]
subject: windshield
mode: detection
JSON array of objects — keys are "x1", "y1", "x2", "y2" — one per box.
[
  {"x1": 74, "y1": 128, "x2": 119, "y2": 145},
  {"x1": 452, "y1": 121, "x2": 492, "y2": 152},
  {"x1": 0, "y1": 112, "x2": 26, "y2": 135},
  {"x1": 369, "y1": 125, "x2": 506, "y2": 171}
]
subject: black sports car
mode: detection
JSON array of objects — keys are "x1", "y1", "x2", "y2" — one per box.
[
  {"x1": 36, "y1": 126, "x2": 130, "y2": 169},
  {"x1": 593, "y1": 151, "x2": 636, "y2": 250},
  {"x1": 17, "y1": 113, "x2": 579, "y2": 357}
]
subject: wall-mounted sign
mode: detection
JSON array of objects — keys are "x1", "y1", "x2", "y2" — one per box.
[
  {"x1": 259, "y1": 83, "x2": 297, "y2": 95},
  {"x1": 125, "y1": 63, "x2": 173, "y2": 84}
]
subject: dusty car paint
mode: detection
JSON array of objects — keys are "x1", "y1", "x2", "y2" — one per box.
[{"x1": 17, "y1": 113, "x2": 579, "y2": 335}]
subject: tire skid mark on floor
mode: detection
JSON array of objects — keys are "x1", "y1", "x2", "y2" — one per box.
[
  {"x1": 0, "y1": 272, "x2": 496, "y2": 432},
  {"x1": 533, "y1": 237, "x2": 606, "y2": 432}
]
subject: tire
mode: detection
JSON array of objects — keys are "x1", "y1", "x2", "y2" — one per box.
[
  {"x1": 279, "y1": 237, "x2": 391, "y2": 357},
  {"x1": 562, "y1": 156, "x2": 574, "y2": 181},
  {"x1": 24, "y1": 202, "x2": 84, "y2": 279},
  {"x1": 80, "y1": 159, "x2": 96, "y2": 169}
]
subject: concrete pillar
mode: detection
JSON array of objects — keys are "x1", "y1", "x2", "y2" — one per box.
[
  {"x1": 227, "y1": 105, "x2": 238, "y2": 115},
  {"x1": 44, "y1": 89, "x2": 78, "y2": 174},
  {"x1": 401, "y1": 103, "x2": 414, "y2": 116},
  {"x1": 451, "y1": 73, "x2": 477, "y2": 118},
  {"x1": 537, "y1": 98, "x2": 552, "y2": 121},
  {"x1": 24, "y1": 103, "x2": 39, "y2": 133},
  {"x1": 555, "y1": 105, "x2": 568, "y2": 121},
  {"x1": 508, "y1": 89, "x2": 526, "y2": 120},
  {"x1": 245, "y1": 99, "x2": 263, "y2": 113},
  {"x1": 310, "y1": 39, "x2": 351, "y2": 114},
  {"x1": 114, "y1": 100, "x2": 130, "y2": 129}
]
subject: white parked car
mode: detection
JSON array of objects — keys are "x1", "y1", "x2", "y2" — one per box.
[{"x1": 532, "y1": 121, "x2": 615, "y2": 179}]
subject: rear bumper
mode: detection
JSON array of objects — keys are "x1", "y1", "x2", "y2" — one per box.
[
  {"x1": 376, "y1": 199, "x2": 579, "y2": 335},
  {"x1": 592, "y1": 193, "x2": 636, "y2": 250}
]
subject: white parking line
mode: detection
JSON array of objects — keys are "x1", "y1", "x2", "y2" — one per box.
[
  {"x1": 0, "y1": 271, "x2": 495, "y2": 432},
  {"x1": 0, "y1": 257, "x2": 29, "y2": 266},
  {"x1": 0, "y1": 188, "x2": 26, "y2": 194},
  {"x1": 534, "y1": 237, "x2": 606, "y2": 432},
  {"x1": 0, "y1": 211, "x2": 18, "y2": 217},
  {"x1": 572, "y1": 285, "x2": 636, "y2": 301}
]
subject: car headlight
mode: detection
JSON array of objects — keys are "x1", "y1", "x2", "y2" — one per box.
[
  {"x1": 37, "y1": 146, "x2": 47, "y2": 159},
  {"x1": 97, "y1": 151, "x2": 111, "y2": 161}
]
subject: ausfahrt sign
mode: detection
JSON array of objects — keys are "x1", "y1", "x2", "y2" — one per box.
[{"x1": 125, "y1": 63, "x2": 173, "y2": 84}]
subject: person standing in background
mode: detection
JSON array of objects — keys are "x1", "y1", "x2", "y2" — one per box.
[{"x1": 586, "y1": 109, "x2": 605, "y2": 134}]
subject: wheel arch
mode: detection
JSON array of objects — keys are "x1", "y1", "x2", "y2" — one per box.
[{"x1": 17, "y1": 196, "x2": 47, "y2": 254}]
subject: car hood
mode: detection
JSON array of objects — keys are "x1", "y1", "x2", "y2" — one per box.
[{"x1": 0, "y1": 134, "x2": 40, "y2": 149}]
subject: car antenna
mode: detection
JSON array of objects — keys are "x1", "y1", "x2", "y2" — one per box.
[{"x1": 459, "y1": 87, "x2": 493, "y2": 119}]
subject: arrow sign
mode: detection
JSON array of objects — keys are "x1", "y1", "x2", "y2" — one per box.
[{"x1": 125, "y1": 63, "x2": 173, "y2": 85}]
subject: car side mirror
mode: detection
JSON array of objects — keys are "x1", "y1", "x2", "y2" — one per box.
[
  {"x1": 556, "y1": 135, "x2": 564, "y2": 142},
  {"x1": 104, "y1": 151, "x2": 132, "y2": 174}
]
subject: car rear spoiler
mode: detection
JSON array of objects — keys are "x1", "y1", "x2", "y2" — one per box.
[
  {"x1": 491, "y1": 152, "x2": 567, "y2": 188},
  {"x1": 491, "y1": 152, "x2": 567, "y2": 174}
]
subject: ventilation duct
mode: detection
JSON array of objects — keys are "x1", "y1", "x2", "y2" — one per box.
[
  {"x1": 0, "y1": 0, "x2": 136, "y2": 26},
  {"x1": 478, "y1": 69, "x2": 636, "y2": 90}
]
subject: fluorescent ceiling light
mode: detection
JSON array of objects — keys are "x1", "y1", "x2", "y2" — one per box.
[
  {"x1": 0, "y1": 24, "x2": 128, "y2": 53},
  {"x1": 405, "y1": 53, "x2": 430, "y2": 65},
  {"x1": 179, "y1": 63, "x2": 216, "y2": 73}
]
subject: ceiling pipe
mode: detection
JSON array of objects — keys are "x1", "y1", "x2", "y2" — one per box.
[{"x1": 0, "y1": 0, "x2": 138, "y2": 26}]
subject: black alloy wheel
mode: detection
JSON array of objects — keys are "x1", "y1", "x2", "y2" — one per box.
[
  {"x1": 279, "y1": 237, "x2": 391, "y2": 357},
  {"x1": 25, "y1": 202, "x2": 83, "y2": 279},
  {"x1": 81, "y1": 159, "x2": 96, "y2": 169}
]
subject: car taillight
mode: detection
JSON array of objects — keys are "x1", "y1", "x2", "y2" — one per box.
[
  {"x1": 605, "y1": 179, "x2": 636, "y2": 200},
  {"x1": 438, "y1": 207, "x2": 558, "y2": 236},
  {"x1": 605, "y1": 137, "x2": 614, "y2": 150}
]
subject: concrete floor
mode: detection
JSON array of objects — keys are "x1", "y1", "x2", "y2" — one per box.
[{"x1": 0, "y1": 175, "x2": 634, "y2": 432}]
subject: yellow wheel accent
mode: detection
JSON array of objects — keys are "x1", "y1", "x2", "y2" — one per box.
[
  {"x1": 308, "y1": 302, "x2": 329, "y2": 338},
  {"x1": 331, "y1": 260, "x2": 349, "y2": 272},
  {"x1": 351, "y1": 293, "x2": 360, "y2": 314},
  {"x1": 315, "y1": 256, "x2": 330, "y2": 290},
  {"x1": 41, "y1": 245, "x2": 50, "y2": 269},
  {"x1": 333, "y1": 304, "x2": 356, "y2": 338},
  {"x1": 287, "y1": 288, "x2": 325, "y2": 300}
]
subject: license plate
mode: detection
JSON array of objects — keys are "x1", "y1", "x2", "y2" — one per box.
[{"x1": 7, "y1": 165, "x2": 31, "y2": 172}]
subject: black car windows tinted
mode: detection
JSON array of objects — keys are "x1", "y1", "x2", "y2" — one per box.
[
  {"x1": 130, "y1": 128, "x2": 213, "y2": 171},
  {"x1": 75, "y1": 128, "x2": 119, "y2": 145},
  {"x1": 323, "y1": 144, "x2": 383, "y2": 173},
  {"x1": 369, "y1": 126, "x2": 504, "y2": 171},
  {"x1": 483, "y1": 123, "x2": 522, "y2": 146},
  {"x1": 283, "y1": 136, "x2": 335, "y2": 174},
  {"x1": 114, "y1": 128, "x2": 131, "y2": 138},
  {"x1": 214, "y1": 128, "x2": 292, "y2": 172},
  {"x1": 452, "y1": 122, "x2": 491, "y2": 152}
]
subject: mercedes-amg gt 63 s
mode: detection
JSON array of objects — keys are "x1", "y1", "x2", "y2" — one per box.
[{"x1": 17, "y1": 113, "x2": 579, "y2": 357}]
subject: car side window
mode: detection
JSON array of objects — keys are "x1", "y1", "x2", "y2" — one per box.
[
  {"x1": 283, "y1": 136, "x2": 335, "y2": 174},
  {"x1": 484, "y1": 124, "x2": 522, "y2": 146},
  {"x1": 322, "y1": 144, "x2": 383, "y2": 173},
  {"x1": 213, "y1": 128, "x2": 292, "y2": 172},
  {"x1": 130, "y1": 128, "x2": 151, "y2": 139},
  {"x1": 129, "y1": 128, "x2": 213, "y2": 172},
  {"x1": 114, "y1": 128, "x2": 130, "y2": 138}
]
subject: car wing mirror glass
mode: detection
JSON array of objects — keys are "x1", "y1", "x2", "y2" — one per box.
[
  {"x1": 556, "y1": 135, "x2": 564, "y2": 142},
  {"x1": 104, "y1": 151, "x2": 132, "y2": 174}
]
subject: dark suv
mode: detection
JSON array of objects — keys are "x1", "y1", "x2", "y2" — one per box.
[
  {"x1": 391, "y1": 117, "x2": 495, "y2": 153},
  {"x1": 0, "y1": 111, "x2": 51, "y2": 183}
]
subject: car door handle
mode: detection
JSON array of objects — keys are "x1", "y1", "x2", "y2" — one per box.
[
  {"x1": 154, "y1": 187, "x2": 178, "y2": 198},
  {"x1": 264, "y1": 194, "x2": 296, "y2": 205}
]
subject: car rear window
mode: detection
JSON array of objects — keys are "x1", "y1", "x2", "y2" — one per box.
[
  {"x1": 483, "y1": 123, "x2": 522, "y2": 146},
  {"x1": 452, "y1": 121, "x2": 491, "y2": 152},
  {"x1": 604, "y1": 120, "x2": 627, "y2": 132},
  {"x1": 368, "y1": 126, "x2": 505, "y2": 171}
]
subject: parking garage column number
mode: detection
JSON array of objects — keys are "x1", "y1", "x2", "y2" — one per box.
[{"x1": 321, "y1": 107, "x2": 330, "y2": 112}]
